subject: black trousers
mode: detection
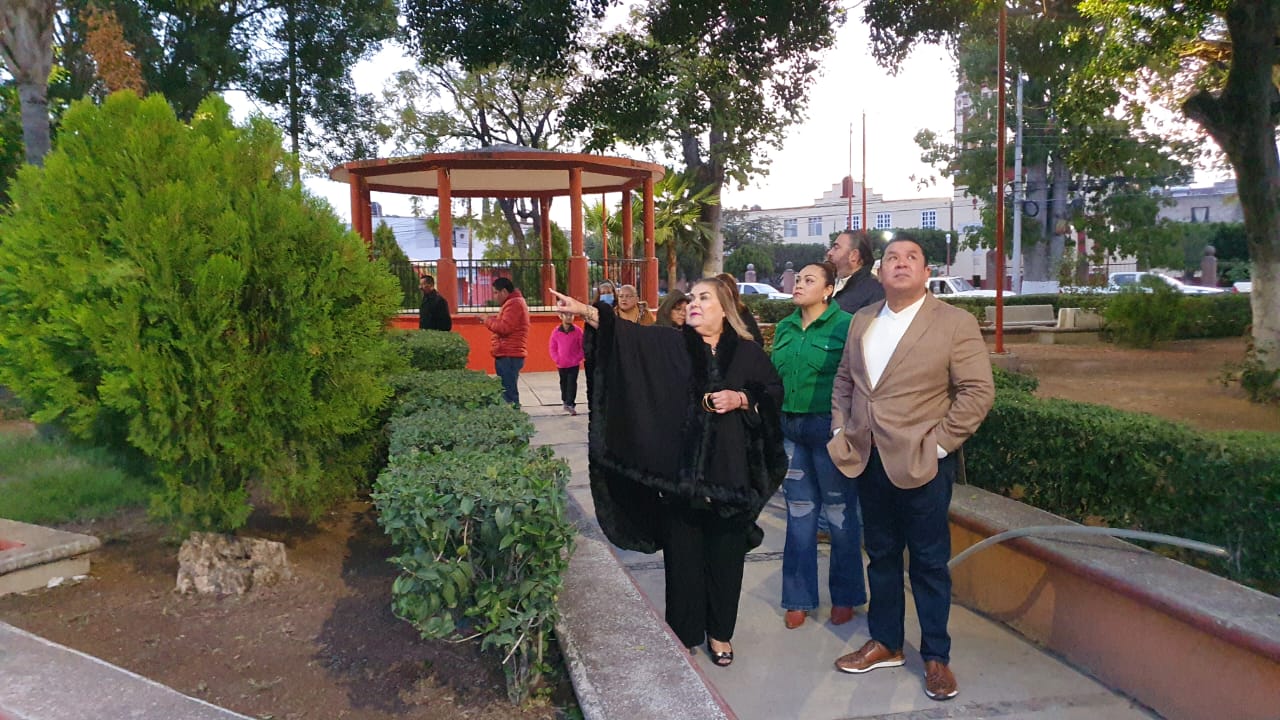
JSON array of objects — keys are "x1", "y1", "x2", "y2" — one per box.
[
  {"x1": 663, "y1": 502, "x2": 749, "y2": 648},
  {"x1": 558, "y1": 366, "x2": 579, "y2": 407}
]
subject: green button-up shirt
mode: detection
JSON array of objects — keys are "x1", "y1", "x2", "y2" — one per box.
[{"x1": 770, "y1": 302, "x2": 853, "y2": 415}]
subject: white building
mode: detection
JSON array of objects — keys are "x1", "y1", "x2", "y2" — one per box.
[
  {"x1": 362, "y1": 203, "x2": 490, "y2": 261},
  {"x1": 738, "y1": 179, "x2": 991, "y2": 280}
]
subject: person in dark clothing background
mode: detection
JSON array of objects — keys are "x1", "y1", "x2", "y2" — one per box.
[
  {"x1": 827, "y1": 230, "x2": 885, "y2": 315},
  {"x1": 418, "y1": 274, "x2": 452, "y2": 331}
]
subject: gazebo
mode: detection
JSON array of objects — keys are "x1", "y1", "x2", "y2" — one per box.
[{"x1": 329, "y1": 145, "x2": 667, "y2": 309}]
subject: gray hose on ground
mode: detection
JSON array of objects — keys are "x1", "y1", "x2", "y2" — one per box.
[{"x1": 948, "y1": 525, "x2": 1231, "y2": 570}]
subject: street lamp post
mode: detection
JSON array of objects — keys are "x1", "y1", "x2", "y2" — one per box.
[{"x1": 945, "y1": 232, "x2": 952, "y2": 276}]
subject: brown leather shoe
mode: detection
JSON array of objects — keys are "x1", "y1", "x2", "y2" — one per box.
[
  {"x1": 829, "y1": 606, "x2": 855, "y2": 625},
  {"x1": 784, "y1": 609, "x2": 806, "y2": 629},
  {"x1": 924, "y1": 660, "x2": 959, "y2": 700},
  {"x1": 833, "y1": 639, "x2": 904, "y2": 674}
]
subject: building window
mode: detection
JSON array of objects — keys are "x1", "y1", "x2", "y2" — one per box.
[
  {"x1": 1191, "y1": 206, "x2": 1210, "y2": 222},
  {"x1": 875, "y1": 212, "x2": 892, "y2": 230},
  {"x1": 808, "y1": 216, "x2": 822, "y2": 236},
  {"x1": 783, "y1": 218, "x2": 798, "y2": 237},
  {"x1": 921, "y1": 210, "x2": 937, "y2": 229},
  {"x1": 850, "y1": 215, "x2": 860, "y2": 231}
]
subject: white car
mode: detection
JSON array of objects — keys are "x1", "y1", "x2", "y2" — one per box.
[
  {"x1": 927, "y1": 276, "x2": 1015, "y2": 298},
  {"x1": 737, "y1": 282, "x2": 791, "y2": 300},
  {"x1": 1232, "y1": 280, "x2": 1253, "y2": 293},
  {"x1": 1109, "y1": 271, "x2": 1225, "y2": 295}
]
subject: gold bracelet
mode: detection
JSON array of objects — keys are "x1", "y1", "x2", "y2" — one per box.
[{"x1": 702, "y1": 393, "x2": 716, "y2": 412}]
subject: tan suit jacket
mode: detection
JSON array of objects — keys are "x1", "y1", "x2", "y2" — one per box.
[{"x1": 827, "y1": 293, "x2": 994, "y2": 489}]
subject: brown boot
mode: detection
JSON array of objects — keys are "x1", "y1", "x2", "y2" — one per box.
[
  {"x1": 829, "y1": 606, "x2": 855, "y2": 625},
  {"x1": 784, "y1": 609, "x2": 806, "y2": 629}
]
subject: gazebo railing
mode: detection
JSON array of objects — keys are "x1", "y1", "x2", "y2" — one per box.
[{"x1": 400, "y1": 258, "x2": 651, "y2": 313}]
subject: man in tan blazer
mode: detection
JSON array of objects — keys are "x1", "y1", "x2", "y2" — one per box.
[{"x1": 827, "y1": 236, "x2": 994, "y2": 702}]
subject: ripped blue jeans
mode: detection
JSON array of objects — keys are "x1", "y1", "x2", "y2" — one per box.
[{"x1": 780, "y1": 412, "x2": 867, "y2": 611}]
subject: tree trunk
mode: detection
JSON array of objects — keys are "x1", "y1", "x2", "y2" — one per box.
[
  {"x1": 666, "y1": 239, "x2": 678, "y2": 292},
  {"x1": 1022, "y1": 159, "x2": 1050, "y2": 280},
  {"x1": 1047, "y1": 154, "x2": 1069, "y2": 282},
  {"x1": 1183, "y1": 0, "x2": 1280, "y2": 376},
  {"x1": 682, "y1": 127, "x2": 726, "y2": 277},
  {"x1": 1, "y1": 0, "x2": 56, "y2": 166},
  {"x1": 497, "y1": 198, "x2": 528, "y2": 257}
]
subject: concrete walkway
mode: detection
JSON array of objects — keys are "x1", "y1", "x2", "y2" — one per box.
[{"x1": 520, "y1": 370, "x2": 1160, "y2": 720}]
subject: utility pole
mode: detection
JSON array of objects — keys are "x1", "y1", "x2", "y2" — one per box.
[
  {"x1": 861, "y1": 111, "x2": 867, "y2": 233},
  {"x1": 994, "y1": 4, "x2": 1007, "y2": 353},
  {"x1": 1011, "y1": 71, "x2": 1024, "y2": 295}
]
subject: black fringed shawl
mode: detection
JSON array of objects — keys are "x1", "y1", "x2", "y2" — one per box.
[{"x1": 586, "y1": 302, "x2": 788, "y2": 554}]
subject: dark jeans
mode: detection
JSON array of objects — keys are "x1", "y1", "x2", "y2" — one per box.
[
  {"x1": 859, "y1": 447, "x2": 956, "y2": 664},
  {"x1": 663, "y1": 502, "x2": 749, "y2": 648},
  {"x1": 558, "y1": 366, "x2": 579, "y2": 408},
  {"x1": 494, "y1": 356, "x2": 524, "y2": 406}
]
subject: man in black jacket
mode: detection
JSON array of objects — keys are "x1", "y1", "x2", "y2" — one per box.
[
  {"x1": 827, "y1": 230, "x2": 885, "y2": 314},
  {"x1": 418, "y1": 274, "x2": 452, "y2": 331}
]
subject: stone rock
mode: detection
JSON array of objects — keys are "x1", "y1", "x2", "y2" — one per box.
[{"x1": 175, "y1": 532, "x2": 291, "y2": 595}]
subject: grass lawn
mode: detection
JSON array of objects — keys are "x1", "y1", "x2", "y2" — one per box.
[{"x1": 0, "y1": 429, "x2": 153, "y2": 525}]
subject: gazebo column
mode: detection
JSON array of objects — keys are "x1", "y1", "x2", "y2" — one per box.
[
  {"x1": 569, "y1": 169, "x2": 588, "y2": 301},
  {"x1": 642, "y1": 176, "x2": 658, "y2": 307},
  {"x1": 436, "y1": 169, "x2": 457, "y2": 309},
  {"x1": 621, "y1": 189, "x2": 634, "y2": 288},
  {"x1": 540, "y1": 197, "x2": 555, "y2": 305},
  {"x1": 358, "y1": 177, "x2": 373, "y2": 241},
  {"x1": 349, "y1": 174, "x2": 370, "y2": 247}
]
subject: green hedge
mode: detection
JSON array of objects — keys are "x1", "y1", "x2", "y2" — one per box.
[
  {"x1": 374, "y1": 446, "x2": 574, "y2": 702},
  {"x1": 390, "y1": 369, "x2": 504, "y2": 416},
  {"x1": 390, "y1": 329, "x2": 470, "y2": 372},
  {"x1": 965, "y1": 388, "x2": 1280, "y2": 594},
  {"x1": 387, "y1": 403, "x2": 534, "y2": 458}
]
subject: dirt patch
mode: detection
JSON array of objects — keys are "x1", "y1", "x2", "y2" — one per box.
[
  {"x1": 0, "y1": 501, "x2": 574, "y2": 720},
  {"x1": 999, "y1": 337, "x2": 1280, "y2": 434}
]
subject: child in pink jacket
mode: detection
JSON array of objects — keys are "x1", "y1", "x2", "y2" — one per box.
[{"x1": 548, "y1": 312, "x2": 585, "y2": 415}]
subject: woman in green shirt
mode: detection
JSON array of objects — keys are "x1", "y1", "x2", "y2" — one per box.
[{"x1": 770, "y1": 261, "x2": 866, "y2": 629}]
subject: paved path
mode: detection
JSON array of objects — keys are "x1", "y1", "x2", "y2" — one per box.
[{"x1": 518, "y1": 370, "x2": 1160, "y2": 720}]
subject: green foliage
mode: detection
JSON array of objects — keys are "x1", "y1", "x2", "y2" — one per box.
[
  {"x1": 0, "y1": 432, "x2": 154, "y2": 524},
  {"x1": 724, "y1": 244, "x2": 775, "y2": 280},
  {"x1": 772, "y1": 243, "x2": 828, "y2": 275},
  {"x1": 1220, "y1": 337, "x2": 1280, "y2": 405},
  {"x1": 390, "y1": 330, "x2": 471, "y2": 372},
  {"x1": 740, "y1": 296, "x2": 796, "y2": 324},
  {"x1": 965, "y1": 390, "x2": 1280, "y2": 595},
  {"x1": 391, "y1": 370, "x2": 505, "y2": 416},
  {"x1": 0, "y1": 82, "x2": 23, "y2": 204},
  {"x1": 992, "y1": 366, "x2": 1039, "y2": 394},
  {"x1": 1104, "y1": 282, "x2": 1185, "y2": 347},
  {"x1": 0, "y1": 92, "x2": 403, "y2": 533},
  {"x1": 388, "y1": 404, "x2": 535, "y2": 458},
  {"x1": 372, "y1": 222, "x2": 422, "y2": 310},
  {"x1": 375, "y1": 446, "x2": 575, "y2": 702}
]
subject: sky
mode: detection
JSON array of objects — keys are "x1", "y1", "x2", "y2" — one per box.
[{"x1": 256, "y1": 14, "x2": 961, "y2": 224}]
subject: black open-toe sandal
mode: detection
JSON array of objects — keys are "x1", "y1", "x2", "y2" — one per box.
[{"x1": 706, "y1": 639, "x2": 734, "y2": 667}]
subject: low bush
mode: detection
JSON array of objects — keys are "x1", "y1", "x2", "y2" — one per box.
[
  {"x1": 992, "y1": 366, "x2": 1038, "y2": 393},
  {"x1": 741, "y1": 296, "x2": 795, "y2": 324},
  {"x1": 387, "y1": 403, "x2": 534, "y2": 458},
  {"x1": 374, "y1": 446, "x2": 575, "y2": 703},
  {"x1": 965, "y1": 389, "x2": 1280, "y2": 594},
  {"x1": 391, "y1": 329, "x2": 471, "y2": 372},
  {"x1": 390, "y1": 370, "x2": 504, "y2": 416},
  {"x1": 1105, "y1": 282, "x2": 1186, "y2": 347}
]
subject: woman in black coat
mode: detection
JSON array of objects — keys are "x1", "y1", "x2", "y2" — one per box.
[{"x1": 550, "y1": 278, "x2": 787, "y2": 667}]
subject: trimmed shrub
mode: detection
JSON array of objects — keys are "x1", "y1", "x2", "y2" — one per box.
[
  {"x1": 741, "y1": 296, "x2": 794, "y2": 324},
  {"x1": 1105, "y1": 282, "x2": 1184, "y2": 347},
  {"x1": 391, "y1": 369, "x2": 504, "y2": 415},
  {"x1": 0, "y1": 92, "x2": 402, "y2": 532},
  {"x1": 390, "y1": 329, "x2": 471, "y2": 372},
  {"x1": 388, "y1": 403, "x2": 534, "y2": 458},
  {"x1": 965, "y1": 391, "x2": 1280, "y2": 594},
  {"x1": 374, "y1": 446, "x2": 575, "y2": 702},
  {"x1": 992, "y1": 366, "x2": 1038, "y2": 393}
]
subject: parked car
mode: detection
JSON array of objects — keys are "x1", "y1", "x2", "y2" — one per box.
[
  {"x1": 737, "y1": 282, "x2": 791, "y2": 300},
  {"x1": 1108, "y1": 271, "x2": 1225, "y2": 295},
  {"x1": 927, "y1": 276, "x2": 1015, "y2": 298},
  {"x1": 1232, "y1": 280, "x2": 1253, "y2": 293}
]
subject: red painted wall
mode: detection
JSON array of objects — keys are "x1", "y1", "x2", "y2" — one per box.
[{"x1": 391, "y1": 313, "x2": 573, "y2": 373}]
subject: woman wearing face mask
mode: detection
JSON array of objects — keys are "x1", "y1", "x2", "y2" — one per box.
[
  {"x1": 550, "y1": 278, "x2": 786, "y2": 668},
  {"x1": 769, "y1": 261, "x2": 865, "y2": 629},
  {"x1": 595, "y1": 280, "x2": 617, "y2": 306}
]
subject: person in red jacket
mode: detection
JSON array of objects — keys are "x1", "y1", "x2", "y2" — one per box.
[
  {"x1": 548, "y1": 312, "x2": 585, "y2": 415},
  {"x1": 483, "y1": 277, "x2": 530, "y2": 406}
]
